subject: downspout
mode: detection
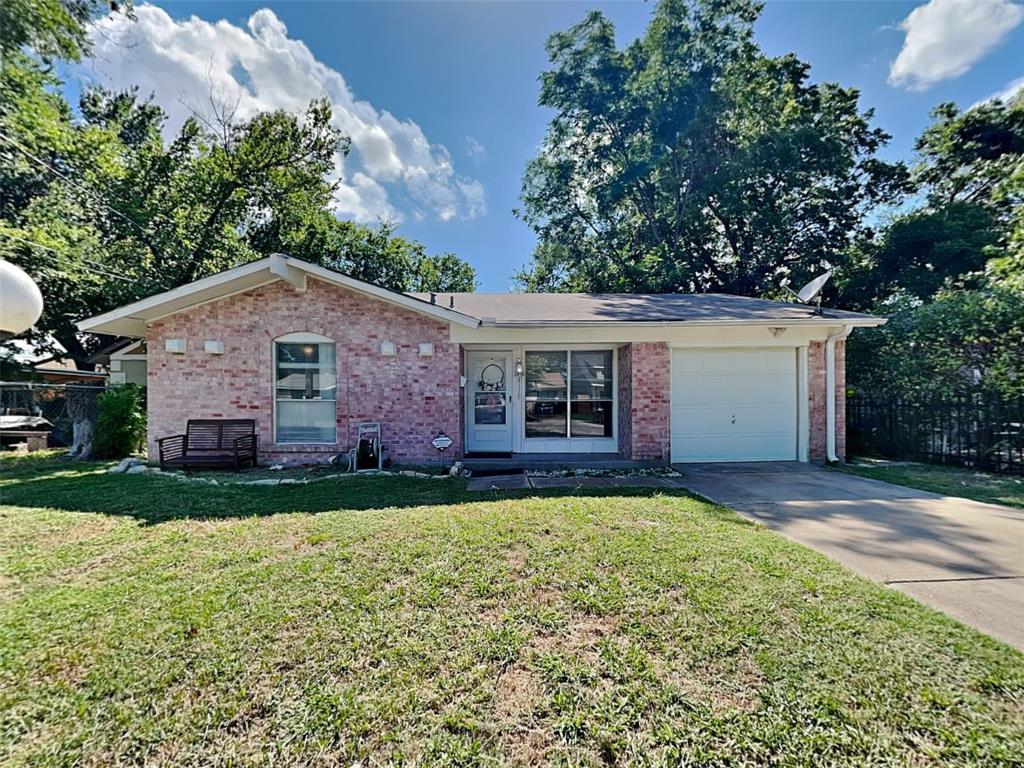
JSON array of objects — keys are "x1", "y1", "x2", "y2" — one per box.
[{"x1": 825, "y1": 325, "x2": 853, "y2": 463}]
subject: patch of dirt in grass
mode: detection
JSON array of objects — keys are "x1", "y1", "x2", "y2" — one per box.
[
  {"x1": 495, "y1": 664, "x2": 541, "y2": 717},
  {"x1": 567, "y1": 615, "x2": 617, "y2": 644},
  {"x1": 52, "y1": 550, "x2": 122, "y2": 583},
  {"x1": 34, "y1": 516, "x2": 121, "y2": 549},
  {"x1": 505, "y1": 543, "x2": 528, "y2": 572},
  {"x1": 659, "y1": 651, "x2": 764, "y2": 714},
  {"x1": 502, "y1": 726, "x2": 552, "y2": 767},
  {"x1": 530, "y1": 614, "x2": 618, "y2": 655},
  {"x1": 530, "y1": 586, "x2": 561, "y2": 605}
]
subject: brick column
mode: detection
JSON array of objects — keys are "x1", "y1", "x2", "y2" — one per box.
[
  {"x1": 620, "y1": 342, "x2": 670, "y2": 461},
  {"x1": 808, "y1": 338, "x2": 846, "y2": 461}
]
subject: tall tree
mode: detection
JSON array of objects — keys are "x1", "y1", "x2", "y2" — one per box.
[
  {"x1": 836, "y1": 93, "x2": 1024, "y2": 309},
  {"x1": 0, "y1": 1, "x2": 476, "y2": 369},
  {"x1": 843, "y1": 93, "x2": 1024, "y2": 398},
  {"x1": 517, "y1": 0, "x2": 906, "y2": 296}
]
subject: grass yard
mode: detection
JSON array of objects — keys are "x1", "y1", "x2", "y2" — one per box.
[
  {"x1": 840, "y1": 458, "x2": 1024, "y2": 510},
  {"x1": 1, "y1": 455, "x2": 1022, "y2": 766}
]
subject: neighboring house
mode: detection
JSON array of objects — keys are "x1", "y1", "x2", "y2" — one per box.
[
  {"x1": 78, "y1": 255, "x2": 884, "y2": 465},
  {"x1": 89, "y1": 338, "x2": 148, "y2": 386},
  {"x1": 0, "y1": 337, "x2": 108, "y2": 385}
]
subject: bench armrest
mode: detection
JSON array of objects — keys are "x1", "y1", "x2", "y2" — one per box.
[
  {"x1": 157, "y1": 434, "x2": 186, "y2": 466},
  {"x1": 232, "y1": 434, "x2": 257, "y2": 451}
]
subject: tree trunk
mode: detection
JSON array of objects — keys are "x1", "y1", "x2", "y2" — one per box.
[
  {"x1": 69, "y1": 418, "x2": 94, "y2": 459},
  {"x1": 65, "y1": 386, "x2": 101, "y2": 459},
  {"x1": 54, "y1": 321, "x2": 97, "y2": 373}
]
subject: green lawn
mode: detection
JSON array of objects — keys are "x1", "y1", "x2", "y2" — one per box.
[
  {"x1": 840, "y1": 458, "x2": 1024, "y2": 510},
  {"x1": 2, "y1": 455, "x2": 1022, "y2": 766}
]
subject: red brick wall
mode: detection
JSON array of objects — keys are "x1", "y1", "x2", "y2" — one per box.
[
  {"x1": 618, "y1": 342, "x2": 670, "y2": 461},
  {"x1": 147, "y1": 278, "x2": 462, "y2": 464},
  {"x1": 808, "y1": 339, "x2": 846, "y2": 461}
]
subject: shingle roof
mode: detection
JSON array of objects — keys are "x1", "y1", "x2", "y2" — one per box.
[{"x1": 410, "y1": 292, "x2": 881, "y2": 326}]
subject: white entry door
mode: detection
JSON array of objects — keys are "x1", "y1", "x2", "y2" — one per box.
[
  {"x1": 671, "y1": 348, "x2": 798, "y2": 462},
  {"x1": 465, "y1": 350, "x2": 514, "y2": 453}
]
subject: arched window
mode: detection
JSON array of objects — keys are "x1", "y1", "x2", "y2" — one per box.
[{"x1": 274, "y1": 332, "x2": 336, "y2": 444}]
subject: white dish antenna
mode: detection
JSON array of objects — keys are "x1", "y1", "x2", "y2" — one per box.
[{"x1": 783, "y1": 271, "x2": 832, "y2": 314}]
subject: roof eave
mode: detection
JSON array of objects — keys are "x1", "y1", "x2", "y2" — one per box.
[
  {"x1": 482, "y1": 317, "x2": 886, "y2": 329},
  {"x1": 76, "y1": 256, "x2": 481, "y2": 336}
]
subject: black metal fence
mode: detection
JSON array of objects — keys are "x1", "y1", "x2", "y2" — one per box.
[
  {"x1": 0, "y1": 382, "x2": 107, "y2": 448},
  {"x1": 847, "y1": 395, "x2": 1024, "y2": 475}
]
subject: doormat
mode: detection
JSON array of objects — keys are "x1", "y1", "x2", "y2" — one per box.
[{"x1": 467, "y1": 468, "x2": 526, "y2": 478}]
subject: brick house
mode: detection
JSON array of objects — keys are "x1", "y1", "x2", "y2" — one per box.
[{"x1": 78, "y1": 255, "x2": 883, "y2": 465}]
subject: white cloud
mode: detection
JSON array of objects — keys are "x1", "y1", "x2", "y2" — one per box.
[
  {"x1": 982, "y1": 75, "x2": 1024, "y2": 104},
  {"x1": 888, "y1": 0, "x2": 1024, "y2": 91},
  {"x1": 86, "y1": 4, "x2": 485, "y2": 223},
  {"x1": 466, "y1": 135, "x2": 487, "y2": 161}
]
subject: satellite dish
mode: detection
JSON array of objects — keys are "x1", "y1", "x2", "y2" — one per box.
[{"x1": 783, "y1": 271, "x2": 832, "y2": 315}]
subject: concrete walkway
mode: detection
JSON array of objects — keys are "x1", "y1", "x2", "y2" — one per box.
[
  {"x1": 672, "y1": 462, "x2": 1024, "y2": 650},
  {"x1": 466, "y1": 473, "x2": 686, "y2": 492}
]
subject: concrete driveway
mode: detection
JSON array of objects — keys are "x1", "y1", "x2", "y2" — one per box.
[{"x1": 673, "y1": 462, "x2": 1024, "y2": 650}]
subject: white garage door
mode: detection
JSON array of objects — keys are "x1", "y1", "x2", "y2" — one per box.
[{"x1": 671, "y1": 348, "x2": 798, "y2": 462}]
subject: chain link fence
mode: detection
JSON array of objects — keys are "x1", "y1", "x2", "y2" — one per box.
[{"x1": 1, "y1": 382, "x2": 107, "y2": 449}]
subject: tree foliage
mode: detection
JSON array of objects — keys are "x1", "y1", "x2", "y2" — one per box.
[
  {"x1": 0, "y1": 1, "x2": 475, "y2": 370},
  {"x1": 847, "y1": 285, "x2": 1024, "y2": 400},
  {"x1": 517, "y1": 0, "x2": 907, "y2": 295},
  {"x1": 843, "y1": 94, "x2": 1024, "y2": 399},
  {"x1": 836, "y1": 95, "x2": 1024, "y2": 310}
]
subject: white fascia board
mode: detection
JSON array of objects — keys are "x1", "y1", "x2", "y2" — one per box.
[
  {"x1": 77, "y1": 259, "x2": 273, "y2": 335},
  {"x1": 76, "y1": 256, "x2": 482, "y2": 336},
  {"x1": 481, "y1": 317, "x2": 886, "y2": 329},
  {"x1": 269, "y1": 253, "x2": 307, "y2": 291},
  {"x1": 109, "y1": 340, "x2": 146, "y2": 360},
  {"x1": 290, "y1": 258, "x2": 480, "y2": 328}
]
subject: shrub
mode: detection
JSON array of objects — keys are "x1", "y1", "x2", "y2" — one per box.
[{"x1": 94, "y1": 385, "x2": 147, "y2": 458}]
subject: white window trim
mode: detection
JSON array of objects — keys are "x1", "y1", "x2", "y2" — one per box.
[
  {"x1": 461, "y1": 343, "x2": 621, "y2": 454},
  {"x1": 272, "y1": 334, "x2": 338, "y2": 446},
  {"x1": 519, "y1": 346, "x2": 618, "y2": 453}
]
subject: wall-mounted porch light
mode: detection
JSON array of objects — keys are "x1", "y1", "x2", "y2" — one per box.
[{"x1": 515, "y1": 358, "x2": 524, "y2": 377}]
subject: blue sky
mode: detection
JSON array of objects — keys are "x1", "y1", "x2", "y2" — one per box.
[{"x1": 77, "y1": 1, "x2": 1024, "y2": 290}]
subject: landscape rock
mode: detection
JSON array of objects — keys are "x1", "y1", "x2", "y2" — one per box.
[
  {"x1": 126, "y1": 464, "x2": 160, "y2": 474},
  {"x1": 108, "y1": 457, "x2": 143, "y2": 474}
]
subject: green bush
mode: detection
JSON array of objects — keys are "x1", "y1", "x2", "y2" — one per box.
[{"x1": 94, "y1": 385, "x2": 147, "y2": 459}]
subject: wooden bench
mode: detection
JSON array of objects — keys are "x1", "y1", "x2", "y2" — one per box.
[
  {"x1": 157, "y1": 419, "x2": 258, "y2": 471},
  {"x1": 0, "y1": 430, "x2": 50, "y2": 452}
]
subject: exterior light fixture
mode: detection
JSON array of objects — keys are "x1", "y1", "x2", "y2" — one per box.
[
  {"x1": 515, "y1": 358, "x2": 524, "y2": 377},
  {"x1": 0, "y1": 258, "x2": 43, "y2": 339}
]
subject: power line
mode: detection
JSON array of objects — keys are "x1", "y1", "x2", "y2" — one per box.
[
  {"x1": 1, "y1": 231, "x2": 135, "y2": 283},
  {"x1": 0, "y1": 132, "x2": 157, "y2": 240},
  {"x1": 0, "y1": 131, "x2": 203, "y2": 285}
]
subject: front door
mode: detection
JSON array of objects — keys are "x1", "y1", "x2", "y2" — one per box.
[{"x1": 465, "y1": 350, "x2": 513, "y2": 453}]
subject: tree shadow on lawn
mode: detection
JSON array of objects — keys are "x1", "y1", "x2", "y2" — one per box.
[{"x1": 0, "y1": 460, "x2": 737, "y2": 527}]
